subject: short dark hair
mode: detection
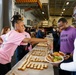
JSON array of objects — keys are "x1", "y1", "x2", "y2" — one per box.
[{"x1": 58, "y1": 18, "x2": 67, "y2": 23}]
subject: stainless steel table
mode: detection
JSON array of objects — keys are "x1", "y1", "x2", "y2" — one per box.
[{"x1": 6, "y1": 46, "x2": 54, "y2": 75}]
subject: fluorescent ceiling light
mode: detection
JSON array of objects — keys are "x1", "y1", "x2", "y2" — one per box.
[
  {"x1": 63, "y1": 8, "x2": 65, "y2": 11},
  {"x1": 42, "y1": 12, "x2": 44, "y2": 14},
  {"x1": 66, "y1": 2, "x2": 69, "y2": 5},
  {"x1": 62, "y1": 12, "x2": 64, "y2": 14}
]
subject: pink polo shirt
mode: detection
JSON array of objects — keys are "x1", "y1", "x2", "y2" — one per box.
[{"x1": 0, "y1": 30, "x2": 25, "y2": 64}]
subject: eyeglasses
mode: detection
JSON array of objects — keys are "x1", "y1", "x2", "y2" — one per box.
[{"x1": 58, "y1": 23, "x2": 64, "y2": 28}]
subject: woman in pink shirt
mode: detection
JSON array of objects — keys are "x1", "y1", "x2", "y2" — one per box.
[
  {"x1": 15, "y1": 28, "x2": 32, "y2": 62},
  {"x1": 0, "y1": 14, "x2": 47, "y2": 75}
]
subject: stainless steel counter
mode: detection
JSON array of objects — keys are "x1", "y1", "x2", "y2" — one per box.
[{"x1": 6, "y1": 46, "x2": 54, "y2": 75}]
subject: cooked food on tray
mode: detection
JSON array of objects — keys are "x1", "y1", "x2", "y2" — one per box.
[
  {"x1": 37, "y1": 43, "x2": 48, "y2": 47},
  {"x1": 31, "y1": 50, "x2": 46, "y2": 56}
]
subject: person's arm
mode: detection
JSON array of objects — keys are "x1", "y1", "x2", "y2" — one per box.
[
  {"x1": 73, "y1": 39, "x2": 76, "y2": 62},
  {"x1": 60, "y1": 62, "x2": 76, "y2": 71},
  {"x1": 22, "y1": 38, "x2": 47, "y2": 43}
]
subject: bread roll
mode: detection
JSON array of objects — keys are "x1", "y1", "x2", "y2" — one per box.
[
  {"x1": 30, "y1": 64, "x2": 34, "y2": 69},
  {"x1": 53, "y1": 52, "x2": 60, "y2": 56},
  {"x1": 44, "y1": 64, "x2": 48, "y2": 69},
  {"x1": 46, "y1": 55, "x2": 54, "y2": 62},
  {"x1": 59, "y1": 52, "x2": 65, "y2": 56},
  {"x1": 18, "y1": 61, "x2": 26, "y2": 70},
  {"x1": 26, "y1": 63, "x2": 31, "y2": 68},
  {"x1": 37, "y1": 64, "x2": 41, "y2": 70},
  {"x1": 40, "y1": 64, "x2": 44, "y2": 70},
  {"x1": 34, "y1": 64, "x2": 37, "y2": 69}
]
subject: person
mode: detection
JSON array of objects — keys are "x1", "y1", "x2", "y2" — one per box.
[
  {"x1": 59, "y1": 28, "x2": 76, "y2": 75},
  {"x1": 60, "y1": 39, "x2": 76, "y2": 75},
  {"x1": 57, "y1": 17, "x2": 76, "y2": 75},
  {"x1": 0, "y1": 14, "x2": 47, "y2": 75},
  {"x1": 15, "y1": 25, "x2": 31, "y2": 62},
  {"x1": 25, "y1": 27, "x2": 31, "y2": 35},
  {"x1": 0, "y1": 26, "x2": 11, "y2": 48},
  {"x1": 36, "y1": 27, "x2": 45, "y2": 38},
  {"x1": 51, "y1": 27, "x2": 60, "y2": 52},
  {"x1": 59, "y1": 6, "x2": 76, "y2": 75},
  {"x1": 0, "y1": 26, "x2": 10, "y2": 35},
  {"x1": 30, "y1": 26, "x2": 36, "y2": 38}
]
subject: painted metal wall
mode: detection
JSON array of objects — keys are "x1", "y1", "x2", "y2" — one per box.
[{"x1": 0, "y1": 0, "x2": 2, "y2": 32}]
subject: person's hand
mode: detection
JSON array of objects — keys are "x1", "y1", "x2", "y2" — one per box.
[
  {"x1": 64, "y1": 55, "x2": 70, "y2": 60},
  {"x1": 58, "y1": 51, "x2": 70, "y2": 60},
  {"x1": 70, "y1": 53, "x2": 73, "y2": 57}
]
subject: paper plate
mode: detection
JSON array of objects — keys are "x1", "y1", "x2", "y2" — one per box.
[{"x1": 45, "y1": 55, "x2": 64, "y2": 64}]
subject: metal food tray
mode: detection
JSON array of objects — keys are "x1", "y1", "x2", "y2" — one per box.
[{"x1": 6, "y1": 46, "x2": 54, "y2": 75}]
